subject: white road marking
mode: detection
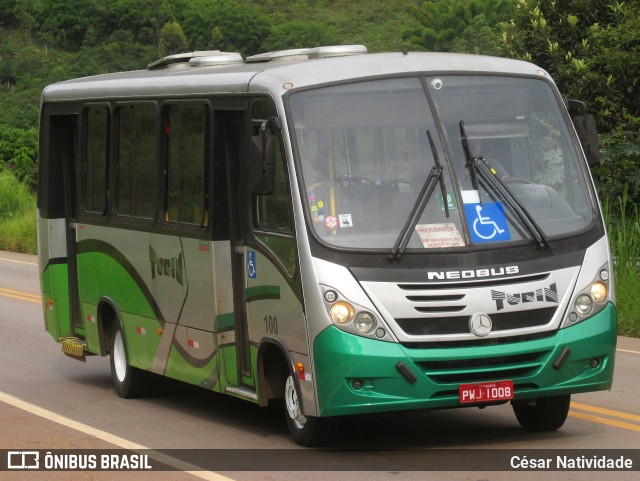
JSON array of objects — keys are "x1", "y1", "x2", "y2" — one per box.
[
  {"x1": 0, "y1": 256, "x2": 38, "y2": 266},
  {"x1": 0, "y1": 390, "x2": 236, "y2": 481},
  {"x1": 617, "y1": 348, "x2": 640, "y2": 355}
]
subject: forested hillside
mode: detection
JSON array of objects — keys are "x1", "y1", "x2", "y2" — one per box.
[{"x1": 0, "y1": 0, "x2": 514, "y2": 188}]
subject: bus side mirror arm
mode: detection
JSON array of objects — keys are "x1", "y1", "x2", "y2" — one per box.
[
  {"x1": 250, "y1": 117, "x2": 281, "y2": 195},
  {"x1": 566, "y1": 99, "x2": 600, "y2": 167}
]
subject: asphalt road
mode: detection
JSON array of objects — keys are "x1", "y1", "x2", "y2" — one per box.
[{"x1": 0, "y1": 250, "x2": 638, "y2": 481}]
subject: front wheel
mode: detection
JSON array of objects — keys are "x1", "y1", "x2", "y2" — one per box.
[
  {"x1": 512, "y1": 394, "x2": 571, "y2": 431},
  {"x1": 110, "y1": 323, "x2": 149, "y2": 398},
  {"x1": 284, "y1": 374, "x2": 333, "y2": 446}
]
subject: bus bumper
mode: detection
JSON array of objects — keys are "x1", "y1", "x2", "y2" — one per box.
[{"x1": 313, "y1": 303, "x2": 617, "y2": 417}]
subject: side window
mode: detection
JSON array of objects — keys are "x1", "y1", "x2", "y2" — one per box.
[
  {"x1": 117, "y1": 104, "x2": 157, "y2": 219},
  {"x1": 165, "y1": 104, "x2": 207, "y2": 226},
  {"x1": 252, "y1": 99, "x2": 296, "y2": 275},
  {"x1": 84, "y1": 107, "x2": 108, "y2": 214}
]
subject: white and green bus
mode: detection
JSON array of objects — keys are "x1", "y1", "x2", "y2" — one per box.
[{"x1": 38, "y1": 45, "x2": 616, "y2": 446}]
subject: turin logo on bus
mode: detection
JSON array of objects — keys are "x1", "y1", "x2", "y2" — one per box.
[
  {"x1": 491, "y1": 283, "x2": 558, "y2": 311},
  {"x1": 149, "y1": 246, "x2": 185, "y2": 286}
]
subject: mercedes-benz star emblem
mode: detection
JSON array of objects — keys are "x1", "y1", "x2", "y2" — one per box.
[{"x1": 469, "y1": 312, "x2": 493, "y2": 337}]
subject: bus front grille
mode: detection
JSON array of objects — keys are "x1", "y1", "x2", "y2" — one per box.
[
  {"x1": 415, "y1": 350, "x2": 551, "y2": 384},
  {"x1": 395, "y1": 307, "x2": 557, "y2": 336}
]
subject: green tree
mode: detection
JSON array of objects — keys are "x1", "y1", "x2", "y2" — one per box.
[
  {"x1": 502, "y1": 0, "x2": 640, "y2": 132},
  {"x1": 14, "y1": 0, "x2": 42, "y2": 44},
  {"x1": 110, "y1": 0, "x2": 175, "y2": 49},
  {"x1": 262, "y1": 20, "x2": 341, "y2": 51},
  {"x1": 502, "y1": 0, "x2": 640, "y2": 209},
  {"x1": 0, "y1": 124, "x2": 38, "y2": 187},
  {"x1": 402, "y1": 0, "x2": 513, "y2": 53},
  {"x1": 452, "y1": 14, "x2": 506, "y2": 55},
  {"x1": 160, "y1": 20, "x2": 188, "y2": 55},
  {"x1": 179, "y1": 0, "x2": 270, "y2": 55},
  {"x1": 0, "y1": 28, "x2": 20, "y2": 88}
]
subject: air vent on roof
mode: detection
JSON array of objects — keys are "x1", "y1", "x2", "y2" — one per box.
[
  {"x1": 245, "y1": 45, "x2": 368, "y2": 63},
  {"x1": 189, "y1": 52, "x2": 244, "y2": 67},
  {"x1": 148, "y1": 51, "x2": 243, "y2": 70},
  {"x1": 245, "y1": 48, "x2": 310, "y2": 63},
  {"x1": 306, "y1": 45, "x2": 368, "y2": 59}
]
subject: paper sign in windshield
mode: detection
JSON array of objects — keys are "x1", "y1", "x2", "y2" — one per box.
[{"x1": 415, "y1": 223, "x2": 464, "y2": 248}]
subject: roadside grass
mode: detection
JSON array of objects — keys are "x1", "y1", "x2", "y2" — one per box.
[
  {"x1": 0, "y1": 172, "x2": 37, "y2": 254},
  {"x1": 604, "y1": 193, "x2": 640, "y2": 337}
]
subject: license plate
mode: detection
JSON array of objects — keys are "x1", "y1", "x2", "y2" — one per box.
[{"x1": 459, "y1": 380, "x2": 514, "y2": 404}]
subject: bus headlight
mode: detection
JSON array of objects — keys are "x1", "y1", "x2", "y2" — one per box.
[
  {"x1": 575, "y1": 294, "x2": 593, "y2": 315},
  {"x1": 354, "y1": 312, "x2": 376, "y2": 333},
  {"x1": 562, "y1": 262, "x2": 612, "y2": 329},
  {"x1": 330, "y1": 301, "x2": 355, "y2": 324},
  {"x1": 321, "y1": 285, "x2": 393, "y2": 341},
  {"x1": 591, "y1": 281, "x2": 607, "y2": 304}
]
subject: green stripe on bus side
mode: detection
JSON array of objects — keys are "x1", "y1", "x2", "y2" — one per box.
[
  {"x1": 77, "y1": 240, "x2": 163, "y2": 321},
  {"x1": 164, "y1": 346, "x2": 221, "y2": 388},
  {"x1": 215, "y1": 312, "x2": 235, "y2": 331},
  {"x1": 41, "y1": 263, "x2": 72, "y2": 340},
  {"x1": 246, "y1": 285, "x2": 281, "y2": 302},
  {"x1": 198, "y1": 364, "x2": 222, "y2": 391},
  {"x1": 121, "y1": 312, "x2": 164, "y2": 371}
]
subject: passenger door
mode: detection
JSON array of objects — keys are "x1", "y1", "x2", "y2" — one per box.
[
  {"x1": 213, "y1": 109, "x2": 256, "y2": 396},
  {"x1": 48, "y1": 114, "x2": 82, "y2": 334}
]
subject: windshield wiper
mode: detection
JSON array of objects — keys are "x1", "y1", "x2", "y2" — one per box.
[
  {"x1": 459, "y1": 121, "x2": 550, "y2": 250},
  {"x1": 389, "y1": 130, "x2": 448, "y2": 261}
]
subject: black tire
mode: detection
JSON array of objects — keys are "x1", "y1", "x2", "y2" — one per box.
[
  {"x1": 512, "y1": 394, "x2": 571, "y2": 431},
  {"x1": 284, "y1": 374, "x2": 333, "y2": 446},
  {"x1": 109, "y1": 322, "x2": 149, "y2": 398}
]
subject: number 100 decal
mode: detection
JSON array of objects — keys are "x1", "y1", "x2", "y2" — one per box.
[{"x1": 264, "y1": 315, "x2": 278, "y2": 334}]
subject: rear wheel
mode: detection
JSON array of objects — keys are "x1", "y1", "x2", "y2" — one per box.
[
  {"x1": 109, "y1": 323, "x2": 149, "y2": 398},
  {"x1": 512, "y1": 394, "x2": 571, "y2": 431},
  {"x1": 284, "y1": 374, "x2": 332, "y2": 446}
]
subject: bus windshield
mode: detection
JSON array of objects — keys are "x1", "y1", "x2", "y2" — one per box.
[{"x1": 288, "y1": 75, "x2": 596, "y2": 250}]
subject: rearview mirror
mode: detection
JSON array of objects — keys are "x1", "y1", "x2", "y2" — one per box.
[
  {"x1": 566, "y1": 100, "x2": 600, "y2": 167},
  {"x1": 249, "y1": 118, "x2": 281, "y2": 195}
]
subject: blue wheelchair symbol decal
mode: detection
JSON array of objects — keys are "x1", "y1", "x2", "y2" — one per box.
[
  {"x1": 464, "y1": 202, "x2": 511, "y2": 243},
  {"x1": 247, "y1": 250, "x2": 257, "y2": 278}
]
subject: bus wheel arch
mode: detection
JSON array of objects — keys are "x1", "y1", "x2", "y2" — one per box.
[
  {"x1": 257, "y1": 338, "x2": 333, "y2": 446},
  {"x1": 97, "y1": 298, "x2": 119, "y2": 356},
  {"x1": 257, "y1": 339, "x2": 290, "y2": 407},
  {"x1": 97, "y1": 298, "x2": 149, "y2": 399}
]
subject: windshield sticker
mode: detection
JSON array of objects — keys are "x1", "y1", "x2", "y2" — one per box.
[
  {"x1": 324, "y1": 216, "x2": 338, "y2": 230},
  {"x1": 464, "y1": 202, "x2": 511, "y2": 243},
  {"x1": 339, "y1": 214, "x2": 353, "y2": 228},
  {"x1": 415, "y1": 223, "x2": 464, "y2": 248},
  {"x1": 308, "y1": 191, "x2": 325, "y2": 222},
  {"x1": 461, "y1": 190, "x2": 480, "y2": 204},
  {"x1": 439, "y1": 193, "x2": 458, "y2": 212}
]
